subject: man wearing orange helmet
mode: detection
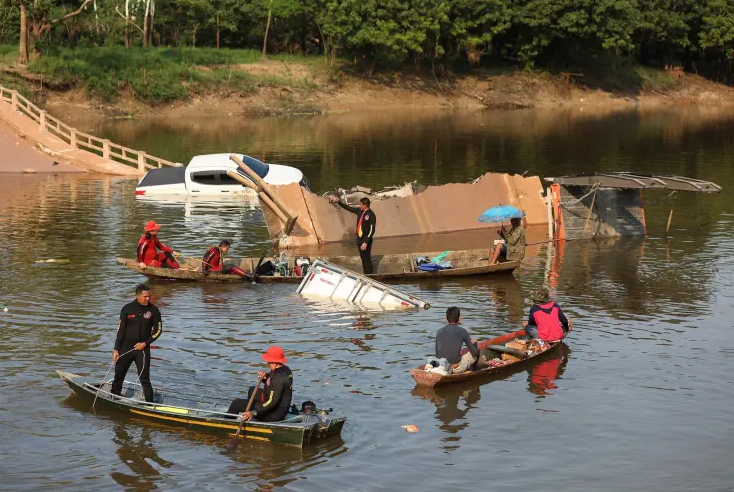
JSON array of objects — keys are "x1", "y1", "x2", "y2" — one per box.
[
  {"x1": 227, "y1": 346, "x2": 293, "y2": 422},
  {"x1": 137, "y1": 220, "x2": 180, "y2": 269}
]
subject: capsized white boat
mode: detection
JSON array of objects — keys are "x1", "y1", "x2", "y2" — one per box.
[{"x1": 296, "y1": 260, "x2": 430, "y2": 310}]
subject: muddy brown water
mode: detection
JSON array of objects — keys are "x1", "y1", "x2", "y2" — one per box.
[{"x1": 1, "y1": 107, "x2": 734, "y2": 490}]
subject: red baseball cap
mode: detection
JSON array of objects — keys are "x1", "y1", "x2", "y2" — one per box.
[
  {"x1": 262, "y1": 346, "x2": 287, "y2": 364},
  {"x1": 144, "y1": 220, "x2": 162, "y2": 232}
]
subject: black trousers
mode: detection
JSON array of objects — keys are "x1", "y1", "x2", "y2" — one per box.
[
  {"x1": 358, "y1": 241, "x2": 373, "y2": 274},
  {"x1": 227, "y1": 385, "x2": 259, "y2": 417},
  {"x1": 111, "y1": 348, "x2": 154, "y2": 402}
]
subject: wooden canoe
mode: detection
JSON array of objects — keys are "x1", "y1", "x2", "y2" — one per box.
[
  {"x1": 410, "y1": 329, "x2": 563, "y2": 388},
  {"x1": 57, "y1": 371, "x2": 345, "y2": 447},
  {"x1": 117, "y1": 248, "x2": 519, "y2": 284}
]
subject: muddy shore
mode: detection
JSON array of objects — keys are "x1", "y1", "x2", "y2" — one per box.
[{"x1": 10, "y1": 62, "x2": 733, "y2": 121}]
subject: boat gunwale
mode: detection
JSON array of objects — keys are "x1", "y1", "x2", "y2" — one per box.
[
  {"x1": 58, "y1": 371, "x2": 345, "y2": 431},
  {"x1": 116, "y1": 257, "x2": 519, "y2": 283},
  {"x1": 410, "y1": 329, "x2": 563, "y2": 387}
]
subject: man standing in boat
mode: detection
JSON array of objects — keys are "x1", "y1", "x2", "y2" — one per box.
[
  {"x1": 228, "y1": 346, "x2": 293, "y2": 422},
  {"x1": 201, "y1": 239, "x2": 249, "y2": 278},
  {"x1": 111, "y1": 284, "x2": 162, "y2": 403},
  {"x1": 328, "y1": 196, "x2": 377, "y2": 274},
  {"x1": 137, "y1": 220, "x2": 180, "y2": 269},
  {"x1": 430, "y1": 307, "x2": 483, "y2": 374},
  {"x1": 524, "y1": 287, "x2": 572, "y2": 342}
]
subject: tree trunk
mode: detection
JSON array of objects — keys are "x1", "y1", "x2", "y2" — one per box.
[
  {"x1": 93, "y1": 0, "x2": 99, "y2": 36},
  {"x1": 19, "y1": 2, "x2": 28, "y2": 64},
  {"x1": 124, "y1": 0, "x2": 129, "y2": 47},
  {"x1": 148, "y1": 0, "x2": 154, "y2": 47},
  {"x1": 261, "y1": 0, "x2": 273, "y2": 60},
  {"x1": 143, "y1": 0, "x2": 150, "y2": 47},
  {"x1": 193, "y1": 23, "x2": 198, "y2": 47},
  {"x1": 216, "y1": 13, "x2": 220, "y2": 49}
]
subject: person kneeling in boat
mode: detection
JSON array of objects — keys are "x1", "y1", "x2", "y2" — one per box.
[
  {"x1": 137, "y1": 220, "x2": 180, "y2": 269},
  {"x1": 524, "y1": 287, "x2": 572, "y2": 342},
  {"x1": 489, "y1": 217, "x2": 526, "y2": 265},
  {"x1": 202, "y1": 239, "x2": 249, "y2": 278},
  {"x1": 427, "y1": 307, "x2": 485, "y2": 375},
  {"x1": 228, "y1": 346, "x2": 293, "y2": 422}
]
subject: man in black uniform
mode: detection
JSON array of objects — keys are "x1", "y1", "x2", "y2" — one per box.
[
  {"x1": 111, "y1": 284, "x2": 162, "y2": 402},
  {"x1": 329, "y1": 196, "x2": 377, "y2": 274},
  {"x1": 228, "y1": 346, "x2": 293, "y2": 422}
]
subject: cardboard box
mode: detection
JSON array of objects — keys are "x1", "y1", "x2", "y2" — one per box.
[
  {"x1": 506, "y1": 339, "x2": 527, "y2": 351},
  {"x1": 501, "y1": 352, "x2": 521, "y2": 362}
]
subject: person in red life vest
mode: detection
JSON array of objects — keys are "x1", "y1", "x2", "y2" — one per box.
[
  {"x1": 328, "y1": 196, "x2": 377, "y2": 274},
  {"x1": 524, "y1": 287, "x2": 572, "y2": 342},
  {"x1": 227, "y1": 346, "x2": 293, "y2": 422},
  {"x1": 137, "y1": 220, "x2": 180, "y2": 269},
  {"x1": 201, "y1": 239, "x2": 249, "y2": 278}
]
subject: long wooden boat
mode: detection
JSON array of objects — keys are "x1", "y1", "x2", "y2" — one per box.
[
  {"x1": 117, "y1": 248, "x2": 519, "y2": 284},
  {"x1": 57, "y1": 371, "x2": 345, "y2": 447},
  {"x1": 410, "y1": 329, "x2": 563, "y2": 388}
]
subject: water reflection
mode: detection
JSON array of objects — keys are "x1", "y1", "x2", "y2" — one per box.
[
  {"x1": 411, "y1": 385, "x2": 481, "y2": 453},
  {"x1": 527, "y1": 344, "x2": 571, "y2": 398},
  {"x1": 110, "y1": 424, "x2": 172, "y2": 491}
]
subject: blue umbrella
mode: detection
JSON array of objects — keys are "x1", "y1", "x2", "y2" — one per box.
[{"x1": 477, "y1": 205, "x2": 525, "y2": 223}]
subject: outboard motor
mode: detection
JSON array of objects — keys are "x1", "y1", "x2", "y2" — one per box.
[{"x1": 295, "y1": 257, "x2": 311, "y2": 276}]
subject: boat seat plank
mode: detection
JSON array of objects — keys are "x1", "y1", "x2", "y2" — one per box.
[{"x1": 485, "y1": 344, "x2": 526, "y2": 357}]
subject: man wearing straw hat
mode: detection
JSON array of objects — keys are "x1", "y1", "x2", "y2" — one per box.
[
  {"x1": 524, "y1": 287, "x2": 572, "y2": 342},
  {"x1": 137, "y1": 220, "x2": 180, "y2": 269},
  {"x1": 228, "y1": 346, "x2": 293, "y2": 422}
]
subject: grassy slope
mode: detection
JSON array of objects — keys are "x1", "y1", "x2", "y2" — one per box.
[{"x1": 19, "y1": 46, "x2": 320, "y2": 103}]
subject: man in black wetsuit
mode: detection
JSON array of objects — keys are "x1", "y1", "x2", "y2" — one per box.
[
  {"x1": 329, "y1": 196, "x2": 377, "y2": 274},
  {"x1": 229, "y1": 346, "x2": 293, "y2": 422},
  {"x1": 111, "y1": 284, "x2": 162, "y2": 402}
]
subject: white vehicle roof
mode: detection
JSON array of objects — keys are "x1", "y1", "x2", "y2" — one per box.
[{"x1": 187, "y1": 154, "x2": 303, "y2": 184}]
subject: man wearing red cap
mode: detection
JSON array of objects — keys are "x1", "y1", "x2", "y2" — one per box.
[
  {"x1": 227, "y1": 346, "x2": 293, "y2": 422},
  {"x1": 137, "y1": 220, "x2": 180, "y2": 269}
]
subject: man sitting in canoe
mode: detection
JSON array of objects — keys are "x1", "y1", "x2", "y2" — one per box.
[
  {"x1": 201, "y1": 239, "x2": 249, "y2": 278},
  {"x1": 428, "y1": 307, "x2": 484, "y2": 375},
  {"x1": 137, "y1": 220, "x2": 180, "y2": 269},
  {"x1": 524, "y1": 287, "x2": 572, "y2": 342},
  {"x1": 489, "y1": 217, "x2": 526, "y2": 265},
  {"x1": 228, "y1": 346, "x2": 293, "y2": 422}
]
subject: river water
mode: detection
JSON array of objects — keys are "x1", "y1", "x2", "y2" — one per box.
[{"x1": 1, "y1": 107, "x2": 734, "y2": 491}]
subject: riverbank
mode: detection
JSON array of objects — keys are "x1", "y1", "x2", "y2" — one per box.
[{"x1": 2, "y1": 47, "x2": 734, "y2": 119}]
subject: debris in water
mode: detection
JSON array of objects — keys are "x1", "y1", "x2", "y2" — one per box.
[
  {"x1": 35, "y1": 259, "x2": 70, "y2": 264},
  {"x1": 323, "y1": 382, "x2": 329, "y2": 386},
  {"x1": 401, "y1": 424, "x2": 419, "y2": 433},
  {"x1": 3, "y1": 308, "x2": 8, "y2": 312}
]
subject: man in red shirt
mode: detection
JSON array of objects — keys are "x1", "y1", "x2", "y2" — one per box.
[
  {"x1": 137, "y1": 220, "x2": 180, "y2": 269},
  {"x1": 202, "y1": 239, "x2": 249, "y2": 278},
  {"x1": 524, "y1": 287, "x2": 572, "y2": 342}
]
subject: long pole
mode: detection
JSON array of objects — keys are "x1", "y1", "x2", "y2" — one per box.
[{"x1": 229, "y1": 375, "x2": 264, "y2": 448}]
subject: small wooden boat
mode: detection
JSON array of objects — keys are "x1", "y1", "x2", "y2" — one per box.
[
  {"x1": 57, "y1": 371, "x2": 345, "y2": 447},
  {"x1": 117, "y1": 248, "x2": 519, "y2": 284},
  {"x1": 410, "y1": 329, "x2": 563, "y2": 388}
]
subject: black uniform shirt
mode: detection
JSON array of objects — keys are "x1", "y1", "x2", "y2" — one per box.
[
  {"x1": 254, "y1": 365, "x2": 293, "y2": 422},
  {"x1": 114, "y1": 300, "x2": 163, "y2": 351},
  {"x1": 337, "y1": 202, "x2": 377, "y2": 245}
]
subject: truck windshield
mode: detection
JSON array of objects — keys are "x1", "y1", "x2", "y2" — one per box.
[{"x1": 238, "y1": 155, "x2": 269, "y2": 179}]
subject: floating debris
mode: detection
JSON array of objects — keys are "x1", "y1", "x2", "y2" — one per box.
[
  {"x1": 3, "y1": 308, "x2": 7, "y2": 312},
  {"x1": 34, "y1": 259, "x2": 70, "y2": 264},
  {"x1": 401, "y1": 424, "x2": 419, "y2": 433}
]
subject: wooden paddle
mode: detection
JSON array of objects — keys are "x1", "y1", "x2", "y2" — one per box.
[{"x1": 229, "y1": 375, "x2": 264, "y2": 449}]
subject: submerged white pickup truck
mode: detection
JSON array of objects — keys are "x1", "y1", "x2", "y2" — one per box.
[{"x1": 135, "y1": 154, "x2": 307, "y2": 197}]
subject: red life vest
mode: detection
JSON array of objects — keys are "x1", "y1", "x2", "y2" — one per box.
[{"x1": 531, "y1": 302, "x2": 565, "y2": 342}]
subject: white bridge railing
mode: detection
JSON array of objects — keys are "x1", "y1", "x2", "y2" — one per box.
[{"x1": 0, "y1": 86, "x2": 182, "y2": 171}]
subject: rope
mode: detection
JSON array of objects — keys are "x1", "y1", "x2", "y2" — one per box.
[
  {"x1": 91, "y1": 347, "x2": 147, "y2": 411},
  {"x1": 642, "y1": 190, "x2": 677, "y2": 205},
  {"x1": 558, "y1": 182, "x2": 601, "y2": 207}
]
